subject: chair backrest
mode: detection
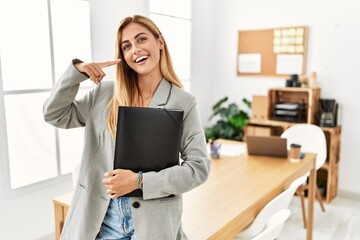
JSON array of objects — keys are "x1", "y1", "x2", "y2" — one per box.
[
  {"x1": 251, "y1": 209, "x2": 291, "y2": 240},
  {"x1": 281, "y1": 124, "x2": 327, "y2": 170},
  {"x1": 235, "y1": 176, "x2": 306, "y2": 239}
]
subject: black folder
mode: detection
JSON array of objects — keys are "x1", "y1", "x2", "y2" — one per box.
[{"x1": 114, "y1": 106, "x2": 184, "y2": 197}]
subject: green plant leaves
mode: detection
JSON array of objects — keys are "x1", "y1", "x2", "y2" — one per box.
[
  {"x1": 212, "y1": 96, "x2": 228, "y2": 111},
  {"x1": 242, "y1": 98, "x2": 252, "y2": 109},
  {"x1": 205, "y1": 96, "x2": 251, "y2": 141},
  {"x1": 228, "y1": 113, "x2": 247, "y2": 129}
]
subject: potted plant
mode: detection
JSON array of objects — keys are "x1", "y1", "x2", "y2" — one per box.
[{"x1": 205, "y1": 96, "x2": 251, "y2": 141}]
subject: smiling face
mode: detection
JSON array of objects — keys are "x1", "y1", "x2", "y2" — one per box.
[{"x1": 120, "y1": 22, "x2": 164, "y2": 79}]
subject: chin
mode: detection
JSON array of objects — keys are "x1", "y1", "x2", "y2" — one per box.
[{"x1": 136, "y1": 68, "x2": 157, "y2": 76}]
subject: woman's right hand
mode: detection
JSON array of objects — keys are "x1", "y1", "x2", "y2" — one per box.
[
  {"x1": 102, "y1": 169, "x2": 138, "y2": 199},
  {"x1": 74, "y1": 59, "x2": 121, "y2": 84}
]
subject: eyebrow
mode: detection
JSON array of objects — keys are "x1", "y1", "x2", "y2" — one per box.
[{"x1": 121, "y1": 32, "x2": 147, "y2": 46}]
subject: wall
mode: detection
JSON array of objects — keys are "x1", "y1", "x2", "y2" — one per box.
[
  {"x1": 0, "y1": 178, "x2": 73, "y2": 240},
  {"x1": 0, "y1": 1, "x2": 147, "y2": 239},
  {"x1": 192, "y1": 0, "x2": 360, "y2": 195},
  {"x1": 89, "y1": 0, "x2": 149, "y2": 80},
  {"x1": 190, "y1": 0, "x2": 216, "y2": 123}
]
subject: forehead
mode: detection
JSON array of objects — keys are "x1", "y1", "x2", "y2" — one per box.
[{"x1": 121, "y1": 22, "x2": 151, "y2": 41}]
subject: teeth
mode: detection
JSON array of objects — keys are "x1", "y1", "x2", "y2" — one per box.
[{"x1": 135, "y1": 56, "x2": 148, "y2": 63}]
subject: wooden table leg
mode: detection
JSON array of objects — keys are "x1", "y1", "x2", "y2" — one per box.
[
  {"x1": 54, "y1": 202, "x2": 64, "y2": 240},
  {"x1": 307, "y1": 159, "x2": 316, "y2": 240}
]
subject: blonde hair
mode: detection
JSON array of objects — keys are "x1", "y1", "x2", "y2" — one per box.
[{"x1": 107, "y1": 15, "x2": 183, "y2": 138}]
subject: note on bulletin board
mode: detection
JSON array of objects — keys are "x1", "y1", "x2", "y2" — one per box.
[
  {"x1": 276, "y1": 54, "x2": 303, "y2": 75},
  {"x1": 238, "y1": 53, "x2": 261, "y2": 73},
  {"x1": 237, "y1": 26, "x2": 308, "y2": 78}
]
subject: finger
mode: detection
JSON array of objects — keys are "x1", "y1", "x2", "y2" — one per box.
[
  {"x1": 105, "y1": 169, "x2": 120, "y2": 177},
  {"x1": 110, "y1": 193, "x2": 118, "y2": 199},
  {"x1": 104, "y1": 171, "x2": 113, "y2": 177},
  {"x1": 98, "y1": 59, "x2": 121, "y2": 69},
  {"x1": 87, "y1": 63, "x2": 102, "y2": 79},
  {"x1": 92, "y1": 62, "x2": 107, "y2": 79},
  {"x1": 82, "y1": 65, "x2": 98, "y2": 83},
  {"x1": 102, "y1": 178, "x2": 110, "y2": 185},
  {"x1": 105, "y1": 188, "x2": 117, "y2": 197},
  {"x1": 89, "y1": 64, "x2": 105, "y2": 84},
  {"x1": 81, "y1": 63, "x2": 101, "y2": 84}
]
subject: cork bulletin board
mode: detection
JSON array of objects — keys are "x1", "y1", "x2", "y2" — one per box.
[{"x1": 237, "y1": 26, "x2": 308, "y2": 78}]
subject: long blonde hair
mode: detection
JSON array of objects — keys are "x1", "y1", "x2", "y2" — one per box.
[{"x1": 107, "y1": 15, "x2": 183, "y2": 138}]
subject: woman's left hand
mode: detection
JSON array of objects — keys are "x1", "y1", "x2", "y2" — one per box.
[{"x1": 102, "y1": 169, "x2": 138, "y2": 199}]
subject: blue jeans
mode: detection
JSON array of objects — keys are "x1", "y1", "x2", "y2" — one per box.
[{"x1": 96, "y1": 197, "x2": 135, "y2": 240}]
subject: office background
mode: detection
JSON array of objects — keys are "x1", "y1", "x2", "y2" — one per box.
[{"x1": 0, "y1": 0, "x2": 359, "y2": 239}]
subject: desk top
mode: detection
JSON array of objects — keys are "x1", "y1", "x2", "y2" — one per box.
[
  {"x1": 53, "y1": 192, "x2": 73, "y2": 207},
  {"x1": 182, "y1": 140, "x2": 315, "y2": 240}
]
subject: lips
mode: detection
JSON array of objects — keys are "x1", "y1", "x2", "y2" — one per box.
[{"x1": 135, "y1": 55, "x2": 149, "y2": 63}]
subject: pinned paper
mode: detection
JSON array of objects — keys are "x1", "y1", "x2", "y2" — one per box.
[
  {"x1": 238, "y1": 53, "x2": 261, "y2": 73},
  {"x1": 276, "y1": 54, "x2": 303, "y2": 75}
]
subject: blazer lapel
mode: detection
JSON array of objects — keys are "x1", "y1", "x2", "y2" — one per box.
[{"x1": 149, "y1": 78, "x2": 172, "y2": 108}]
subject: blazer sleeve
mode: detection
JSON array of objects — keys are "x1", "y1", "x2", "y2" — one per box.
[
  {"x1": 43, "y1": 62, "x2": 97, "y2": 129},
  {"x1": 142, "y1": 95, "x2": 212, "y2": 200}
]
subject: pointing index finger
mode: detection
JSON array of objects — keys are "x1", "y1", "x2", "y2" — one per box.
[{"x1": 98, "y1": 59, "x2": 121, "y2": 69}]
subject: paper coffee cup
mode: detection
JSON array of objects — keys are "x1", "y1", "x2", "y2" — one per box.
[{"x1": 289, "y1": 143, "x2": 301, "y2": 162}]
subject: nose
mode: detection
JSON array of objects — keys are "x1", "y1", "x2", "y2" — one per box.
[{"x1": 132, "y1": 46, "x2": 141, "y2": 54}]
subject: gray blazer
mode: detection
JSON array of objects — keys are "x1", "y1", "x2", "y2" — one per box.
[{"x1": 43, "y1": 63, "x2": 211, "y2": 240}]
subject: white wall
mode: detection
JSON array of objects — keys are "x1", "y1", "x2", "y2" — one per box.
[
  {"x1": 190, "y1": 0, "x2": 216, "y2": 123},
  {"x1": 88, "y1": 0, "x2": 149, "y2": 79},
  {"x1": 192, "y1": 0, "x2": 360, "y2": 195},
  {"x1": 0, "y1": 178, "x2": 73, "y2": 240},
  {"x1": 0, "y1": 1, "x2": 148, "y2": 239}
]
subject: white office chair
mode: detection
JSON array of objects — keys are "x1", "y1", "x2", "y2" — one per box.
[
  {"x1": 251, "y1": 209, "x2": 291, "y2": 240},
  {"x1": 281, "y1": 123, "x2": 327, "y2": 228},
  {"x1": 234, "y1": 176, "x2": 306, "y2": 240}
]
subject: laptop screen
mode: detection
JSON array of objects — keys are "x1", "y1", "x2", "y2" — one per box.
[{"x1": 245, "y1": 135, "x2": 288, "y2": 158}]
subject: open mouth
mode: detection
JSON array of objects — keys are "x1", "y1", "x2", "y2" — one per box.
[{"x1": 135, "y1": 55, "x2": 149, "y2": 63}]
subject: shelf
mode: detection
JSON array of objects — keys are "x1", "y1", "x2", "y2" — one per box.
[
  {"x1": 321, "y1": 162, "x2": 330, "y2": 171},
  {"x1": 247, "y1": 119, "x2": 293, "y2": 129},
  {"x1": 268, "y1": 87, "x2": 320, "y2": 124},
  {"x1": 322, "y1": 126, "x2": 342, "y2": 165}
]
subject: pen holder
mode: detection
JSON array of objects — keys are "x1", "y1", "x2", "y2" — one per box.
[
  {"x1": 210, "y1": 141, "x2": 221, "y2": 159},
  {"x1": 289, "y1": 143, "x2": 301, "y2": 162}
]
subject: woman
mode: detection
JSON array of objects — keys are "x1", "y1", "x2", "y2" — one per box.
[{"x1": 43, "y1": 15, "x2": 211, "y2": 240}]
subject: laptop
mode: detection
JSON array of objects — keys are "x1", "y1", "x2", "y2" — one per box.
[
  {"x1": 114, "y1": 106, "x2": 184, "y2": 197},
  {"x1": 245, "y1": 135, "x2": 288, "y2": 158}
]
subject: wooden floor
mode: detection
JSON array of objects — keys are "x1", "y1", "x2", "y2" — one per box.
[{"x1": 278, "y1": 195, "x2": 360, "y2": 240}]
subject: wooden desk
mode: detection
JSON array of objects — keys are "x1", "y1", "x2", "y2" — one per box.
[
  {"x1": 53, "y1": 141, "x2": 316, "y2": 240},
  {"x1": 182, "y1": 140, "x2": 316, "y2": 239},
  {"x1": 53, "y1": 192, "x2": 73, "y2": 240}
]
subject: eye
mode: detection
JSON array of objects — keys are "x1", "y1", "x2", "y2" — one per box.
[
  {"x1": 138, "y1": 37, "x2": 147, "y2": 43},
  {"x1": 122, "y1": 44, "x2": 131, "y2": 51}
]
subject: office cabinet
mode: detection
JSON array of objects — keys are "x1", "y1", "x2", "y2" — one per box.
[
  {"x1": 245, "y1": 125, "x2": 272, "y2": 136},
  {"x1": 320, "y1": 126, "x2": 341, "y2": 202},
  {"x1": 268, "y1": 87, "x2": 320, "y2": 124}
]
